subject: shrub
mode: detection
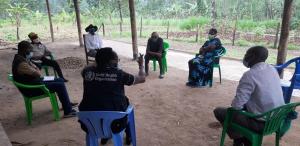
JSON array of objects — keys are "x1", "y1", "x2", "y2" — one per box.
[
  {"x1": 287, "y1": 44, "x2": 299, "y2": 50},
  {"x1": 179, "y1": 17, "x2": 209, "y2": 31},
  {"x1": 236, "y1": 39, "x2": 252, "y2": 47}
]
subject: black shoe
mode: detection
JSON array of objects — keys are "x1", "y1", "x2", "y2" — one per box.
[
  {"x1": 101, "y1": 138, "x2": 109, "y2": 145},
  {"x1": 125, "y1": 135, "x2": 132, "y2": 145},
  {"x1": 63, "y1": 109, "x2": 77, "y2": 118},
  {"x1": 159, "y1": 74, "x2": 164, "y2": 79},
  {"x1": 63, "y1": 78, "x2": 68, "y2": 82}
]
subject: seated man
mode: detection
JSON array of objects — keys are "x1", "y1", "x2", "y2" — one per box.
[
  {"x1": 79, "y1": 48, "x2": 145, "y2": 144},
  {"x1": 12, "y1": 41, "x2": 77, "y2": 118},
  {"x1": 144, "y1": 32, "x2": 164, "y2": 79},
  {"x1": 84, "y1": 24, "x2": 103, "y2": 57},
  {"x1": 187, "y1": 28, "x2": 222, "y2": 87},
  {"x1": 28, "y1": 32, "x2": 68, "y2": 82},
  {"x1": 213, "y1": 46, "x2": 285, "y2": 146}
]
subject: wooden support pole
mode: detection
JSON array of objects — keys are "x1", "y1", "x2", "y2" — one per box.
[
  {"x1": 46, "y1": 0, "x2": 54, "y2": 42},
  {"x1": 73, "y1": 0, "x2": 83, "y2": 47},
  {"x1": 129, "y1": 0, "x2": 138, "y2": 60}
]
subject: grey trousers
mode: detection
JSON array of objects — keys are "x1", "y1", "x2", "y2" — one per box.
[{"x1": 213, "y1": 107, "x2": 265, "y2": 139}]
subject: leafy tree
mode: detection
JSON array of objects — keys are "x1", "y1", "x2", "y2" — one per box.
[{"x1": 6, "y1": 3, "x2": 30, "y2": 40}]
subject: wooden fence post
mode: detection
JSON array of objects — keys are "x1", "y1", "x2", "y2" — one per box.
[
  {"x1": 167, "y1": 21, "x2": 170, "y2": 39},
  {"x1": 232, "y1": 18, "x2": 238, "y2": 46},
  {"x1": 102, "y1": 23, "x2": 105, "y2": 37},
  {"x1": 140, "y1": 17, "x2": 143, "y2": 38},
  {"x1": 195, "y1": 24, "x2": 200, "y2": 42},
  {"x1": 273, "y1": 22, "x2": 280, "y2": 48}
]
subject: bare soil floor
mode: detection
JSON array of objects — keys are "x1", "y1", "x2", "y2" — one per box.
[{"x1": 0, "y1": 39, "x2": 300, "y2": 146}]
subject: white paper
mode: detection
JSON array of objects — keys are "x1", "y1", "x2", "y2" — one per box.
[{"x1": 43, "y1": 76, "x2": 55, "y2": 81}]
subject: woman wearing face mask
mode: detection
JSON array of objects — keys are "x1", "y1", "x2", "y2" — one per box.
[
  {"x1": 186, "y1": 28, "x2": 223, "y2": 87},
  {"x1": 84, "y1": 24, "x2": 103, "y2": 57},
  {"x1": 12, "y1": 41, "x2": 78, "y2": 118}
]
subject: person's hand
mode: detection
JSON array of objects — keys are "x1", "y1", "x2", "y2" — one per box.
[{"x1": 137, "y1": 53, "x2": 144, "y2": 67}]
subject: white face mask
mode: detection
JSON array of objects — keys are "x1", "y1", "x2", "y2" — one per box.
[
  {"x1": 26, "y1": 52, "x2": 33, "y2": 60},
  {"x1": 33, "y1": 39, "x2": 39, "y2": 43}
]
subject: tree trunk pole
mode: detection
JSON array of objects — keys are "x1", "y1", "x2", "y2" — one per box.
[
  {"x1": 273, "y1": 22, "x2": 280, "y2": 48},
  {"x1": 46, "y1": 0, "x2": 54, "y2": 42},
  {"x1": 73, "y1": 0, "x2": 83, "y2": 47},
  {"x1": 276, "y1": 0, "x2": 293, "y2": 77},
  {"x1": 140, "y1": 17, "x2": 143, "y2": 38},
  {"x1": 211, "y1": 0, "x2": 217, "y2": 28},
  {"x1": 129, "y1": 0, "x2": 138, "y2": 60}
]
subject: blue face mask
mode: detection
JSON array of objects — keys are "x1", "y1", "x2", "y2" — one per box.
[{"x1": 26, "y1": 52, "x2": 33, "y2": 60}]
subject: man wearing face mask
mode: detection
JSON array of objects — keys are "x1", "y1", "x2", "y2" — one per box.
[
  {"x1": 186, "y1": 28, "x2": 223, "y2": 87},
  {"x1": 213, "y1": 46, "x2": 284, "y2": 146},
  {"x1": 144, "y1": 32, "x2": 164, "y2": 79},
  {"x1": 84, "y1": 24, "x2": 103, "y2": 57},
  {"x1": 79, "y1": 47, "x2": 145, "y2": 145},
  {"x1": 12, "y1": 41, "x2": 78, "y2": 118},
  {"x1": 28, "y1": 32, "x2": 68, "y2": 82}
]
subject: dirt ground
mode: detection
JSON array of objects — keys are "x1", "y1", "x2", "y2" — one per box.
[{"x1": 0, "y1": 39, "x2": 300, "y2": 146}]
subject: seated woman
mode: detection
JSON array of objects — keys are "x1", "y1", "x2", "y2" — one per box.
[
  {"x1": 186, "y1": 28, "x2": 223, "y2": 87},
  {"x1": 79, "y1": 48, "x2": 146, "y2": 145},
  {"x1": 12, "y1": 41, "x2": 77, "y2": 118}
]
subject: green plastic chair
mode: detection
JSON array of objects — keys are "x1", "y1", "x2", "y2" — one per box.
[
  {"x1": 209, "y1": 47, "x2": 226, "y2": 87},
  {"x1": 220, "y1": 102, "x2": 300, "y2": 146},
  {"x1": 152, "y1": 41, "x2": 169, "y2": 74},
  {"x1": 41, "y1": 53, "x2": 57, "y2": 77},
  {"x1": 8, "y1": 74, "x2": 60, "y2": 125}
]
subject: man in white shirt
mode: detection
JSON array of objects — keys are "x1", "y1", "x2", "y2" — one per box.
[
  {"x1": 213, "y1": 46, "x2": 285, "y2": 146},
  {"x1": 84, "y1": 24, "x2": 103, "y2": 57}
]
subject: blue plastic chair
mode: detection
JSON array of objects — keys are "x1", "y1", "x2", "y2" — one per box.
[
  {"x1": 275, "y1": 57, "x2": 300, "y2": 103},
  {"x1": 77, "y1": 105, "x2": 136, "y2": 146}
]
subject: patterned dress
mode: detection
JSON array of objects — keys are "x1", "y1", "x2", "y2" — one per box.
[{"x1": 187, "y1": 38, "x2": 222, "y2": 87}]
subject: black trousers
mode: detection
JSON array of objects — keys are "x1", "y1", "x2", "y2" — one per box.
[
  {"x1": 214, "y1": 107, "x2": 265, "y2": 140},
  {"x1": 34, "y1": 57, "x2": 65, "y2": 79},
  {"x1": 144, "y1": 54, "x2": 163, "y2": 75}
]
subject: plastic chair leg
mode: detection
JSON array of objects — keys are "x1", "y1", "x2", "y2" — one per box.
[
  {"x1": 219, "y1": 128, "x2": 226, "y2": 146},
  {"x1": 129, "y1": 109, "x2": 137, "y2": 146},
  {"x1": 24, "y1": 98, "x2": 32, "y2": 125},
  {"x1": 219, "y1": 66, "x2": 222, "y2": 84},
  {"x1": 86, "y1": 134, "x2": 98, "y2": 146},
  {"x1": 276, "y1": 132, "x2": 280, "y2": 146},
  {"x1": 112, "y1": 133, "x2": 123, "y2": 146},
  {"x1": 49, "y1": 94, "x2": 60, "y2": 121}
]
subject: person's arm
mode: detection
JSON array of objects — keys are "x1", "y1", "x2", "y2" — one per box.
[
  {"x1": 134, "y1": 54, "x2": 146, "y2": 84},
  {"x1": 18, "y1": 62, "x2": 41, "y2": 78},
  {"x1": 43, "y1": 45, "x2": 52, "y2": 56},
  {"x1": 231, "y1": 72, "x2": 255, "y2": 110},
  {"x1": 98, "y1": 35, "x2": 103, "y2": 49}
]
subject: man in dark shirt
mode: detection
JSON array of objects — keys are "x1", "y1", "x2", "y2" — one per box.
[
  {"x1": 144, "y1": 32, "x2": 164, "y2": 79},
  {"x1": 79, "y1": 47, "x2": 145, "y2": 144}
]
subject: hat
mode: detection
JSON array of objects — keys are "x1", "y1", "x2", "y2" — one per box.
[
  {"x1": 28, "y1": 32, "x2": 38, "y2": 40},
  {"x1": 85, "y1": 24, "x2": 98, "y2": 32}
]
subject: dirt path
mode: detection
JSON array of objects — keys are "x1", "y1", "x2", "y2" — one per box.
[{"x1": 0, "y1": 39, "x2": 299, "y2": 146}]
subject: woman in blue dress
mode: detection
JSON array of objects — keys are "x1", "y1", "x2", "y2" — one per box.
[{"x1": 186, "y1": 28, "x2": 223, "y2": 87}]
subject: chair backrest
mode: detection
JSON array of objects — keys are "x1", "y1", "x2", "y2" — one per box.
[
  {"x1": 261, "y1": 102, "x2": 300, "y2": 135},
  {"x1": 82, "y1": 34, "x2": 90, "y2": 65},
  {"x1": 215, "y1": 47, "x2": 226, "y2": 58},
  {"x1": 77, "y1": 105, "x2": 133, "y2": 139}
]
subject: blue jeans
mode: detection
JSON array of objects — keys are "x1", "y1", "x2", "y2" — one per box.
[{"x1": 43, "y1": 78, "x2": 72, "y2": 114}]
